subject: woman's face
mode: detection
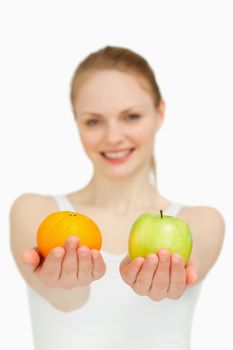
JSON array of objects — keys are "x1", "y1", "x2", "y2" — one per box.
[{"x1": 73, "y1": 69, "x2": 164, "y2": 178}]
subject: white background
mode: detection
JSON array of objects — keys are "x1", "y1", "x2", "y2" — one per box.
[{"x1": 0, "y1": 1, "x2": 232, "y2": 349}]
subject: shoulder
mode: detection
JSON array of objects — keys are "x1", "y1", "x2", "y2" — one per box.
[
  {"x1": 180, "y1": 205, "x2": 225, "y2": 235},
  {"x1": 10, "y1": 192, "x2": 56, "y2": 211},
  {"x1": 181, "y1": 204, "x2": 224, "y2": 222},
  {"x1": 10, "y1": 192, "x2": 59, "y2": 220},
  {"x1": 10, "y1": 193, "x2": 59, "y2": 248},
  {"x1": 180, "y1": 205, "x2": 225, "y2": 280}
]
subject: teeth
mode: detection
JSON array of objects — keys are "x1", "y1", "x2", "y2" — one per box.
[{"x1": 104, "y1": 149, "x2": 132, "y2": 158}]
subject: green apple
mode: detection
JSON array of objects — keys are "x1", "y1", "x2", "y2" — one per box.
[{"x1": 128, "y1": 210, "x2": 192, "y2": 266}]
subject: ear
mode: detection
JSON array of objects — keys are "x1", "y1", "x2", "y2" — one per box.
[{"x1": 155, "y1": 99, "x2": 165, "y2": 131}]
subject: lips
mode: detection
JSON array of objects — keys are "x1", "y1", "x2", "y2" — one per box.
[
  {"x1": 100, "y1": 148, "x2": 135, "y2": 159},
  {"x1": 101, "y1": 148, "x2": 135, "y2": 154},
  {"x1": 100, "y1": 148, "x2": 135, "y2": 163}
]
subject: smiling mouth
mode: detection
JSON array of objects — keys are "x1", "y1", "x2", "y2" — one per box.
[{"x1": 100, "y1": 148, "x2": 135, "y2": 159}]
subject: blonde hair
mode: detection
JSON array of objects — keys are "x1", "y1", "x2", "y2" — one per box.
[{"x1": 70, "y1": 45, "x2": 163, "y2": 184}]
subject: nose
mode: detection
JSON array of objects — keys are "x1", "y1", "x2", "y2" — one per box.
[{"x1": 104, "y1": 121, "x2": 124, "y2": 143}]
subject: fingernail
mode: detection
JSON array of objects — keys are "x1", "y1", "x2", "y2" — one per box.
[
  {"x1": 79, "y1": 249, "x2": 88, "y2": 257},
  {"x1": 192, "y1": 272, "x2": 198, "y2": 282},
  {"x1": 22, "y1": 251, "x2": 31, "y2": 260},
  {"x1": 54, "y1": 249, "x2": 64, "y2": 258},
  {"x1": 159, "y1": 252, "x2": 168, "y2": 263},
  {"x1": 68, "y1": 240, "x2": 77, "y2": 249},
  {"x1": 134, "y1": 258, "x2": 144, "y2": 267},
  {"x1": 92, "y1": 250, "x2": 99, "y2": 259},
  {"x1": 148, "y1": 257, "x2": 157, "y2": 266}
]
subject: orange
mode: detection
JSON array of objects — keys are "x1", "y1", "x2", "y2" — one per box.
[{"x1": 37, "y1": 211, "x2": 102, "y2": 257}]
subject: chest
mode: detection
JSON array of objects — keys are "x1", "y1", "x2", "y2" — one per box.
[
  {"x1": 89, "y1": 210, "x2": 140, "y2": 255},
  {"x1": 69, "y1": 204, "x2": 189, "y2": 255}
]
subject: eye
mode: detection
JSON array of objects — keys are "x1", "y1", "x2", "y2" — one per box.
[
  {"x1": 126, "y1": 114, "x2": 141, "y2": 121},
  {"x1": 85, "y1": 119, "x2": 100, "y2": 126}
]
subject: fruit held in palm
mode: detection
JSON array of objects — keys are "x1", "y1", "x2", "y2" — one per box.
[
  {"x1": 128, "y1": 210, "x2": 192, "y2": 266},
  {"x1": 37, "y1": 211, "x2": 102, "y2": 257}
]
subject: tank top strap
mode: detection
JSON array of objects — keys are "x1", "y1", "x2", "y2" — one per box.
[
  {"x1": 164, "y1": 202, "x2": 184, "y2": 216},
  {"x1": 52, "y1": 194, "x2": 76, "y2": 211}
]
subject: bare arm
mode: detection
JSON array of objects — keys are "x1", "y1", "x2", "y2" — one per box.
[
  {"x1": 188, "y1": 206, "x2": 225, "y2": 282},
  {"x1": 10, "y1": 193, "x2": 106, "y2": 312}
]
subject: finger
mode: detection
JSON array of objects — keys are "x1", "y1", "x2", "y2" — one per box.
[
  {"x1": 22, "y1": 249, "x2": 41, "y2": 272},
  {"x1": 120, "y1": 257, "x2": 144, "y2": 286},
  {"x1": 119, "y1": 254, "x2": 132, "y2": 270},
  {"x1": 167, "y1": 254, "x2": 186, "y2": 299},
  {"x1": 91, "y1": 249, "x2": 106, "y2": 280},
  {"x1": 186, "y1": 256, "x2": 199, "y2": 286},
  {"x1": 133, "y1": 253, "x2": 159, "y2": 295},
  {"x1": 38, "y1": 247, "x2": 65, "y2": 287},
  {"x1": 59, "y1": 236, "x2": 80, "y2": 287},
  {"x1": 119, "y1": 254, "x2": 132, "y2": 277},
  {"x1": 149, "y1": 250, "x2": 170, "y2": 301},
  {"x1": 77, "y1": 245, "x2": 93, "y2": 285}
]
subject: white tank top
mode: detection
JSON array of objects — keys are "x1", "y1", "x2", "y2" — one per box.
[{"x1": 27, "y1": 195, "x2": 203, "y2": 350}]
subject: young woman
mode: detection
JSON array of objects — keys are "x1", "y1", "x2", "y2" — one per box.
[{"x1": 10, "y1": 46, "x2": 225, "y2": 350}]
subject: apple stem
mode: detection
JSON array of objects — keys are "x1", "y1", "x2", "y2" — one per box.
[{"x1": 160, "y1": 210, "x2": 163, "y2": 218}]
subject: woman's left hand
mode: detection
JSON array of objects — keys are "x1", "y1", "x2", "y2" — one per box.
[{"x1": 119, "y1": 250, "x2": 199, "y2": 301}]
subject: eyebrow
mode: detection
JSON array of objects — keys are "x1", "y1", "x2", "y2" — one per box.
[{"x1": 79, "y1": 105, "x2": 144, "y2": 117}]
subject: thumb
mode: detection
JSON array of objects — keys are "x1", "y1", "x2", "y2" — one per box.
[
  {"x1": 186, "y1": 255, "x2": 199, "y2": 286},
  {"x1": 22, "y1": 248, "x2": 41, "y2": 270},
  {"x1": 119, "y1": 254, "x2": 132, "y2": 269}
]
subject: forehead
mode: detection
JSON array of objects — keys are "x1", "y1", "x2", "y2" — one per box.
[{"x1": 74, "y1": 70, "x2": 154, "y2": 115}]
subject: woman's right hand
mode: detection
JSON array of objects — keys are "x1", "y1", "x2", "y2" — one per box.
[{"x1": 22, "y1": 236, "x2": 106, "y2": 289}]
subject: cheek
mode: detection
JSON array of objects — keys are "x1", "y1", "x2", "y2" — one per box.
[
  {"x1": 132, "y1": 123, "x2": 155, "y2": 145},
  {"x1": 79, "y1": 129, "x2": 103, "y2": 150}
]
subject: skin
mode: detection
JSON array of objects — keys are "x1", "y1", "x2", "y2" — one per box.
[
  {"x1": 21, "y1": 69, "x2": 213, "y2": 300},
  {"x1": 120, "y1": 251, "x2": 198, "y2": 301},
  {"x1": 23, "y1": 236, "x2": 106, "y2": 289}
]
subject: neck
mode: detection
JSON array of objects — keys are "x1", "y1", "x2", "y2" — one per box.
[{"x1": 84, "y1": 166, "x2": 161, "y2": 215}]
